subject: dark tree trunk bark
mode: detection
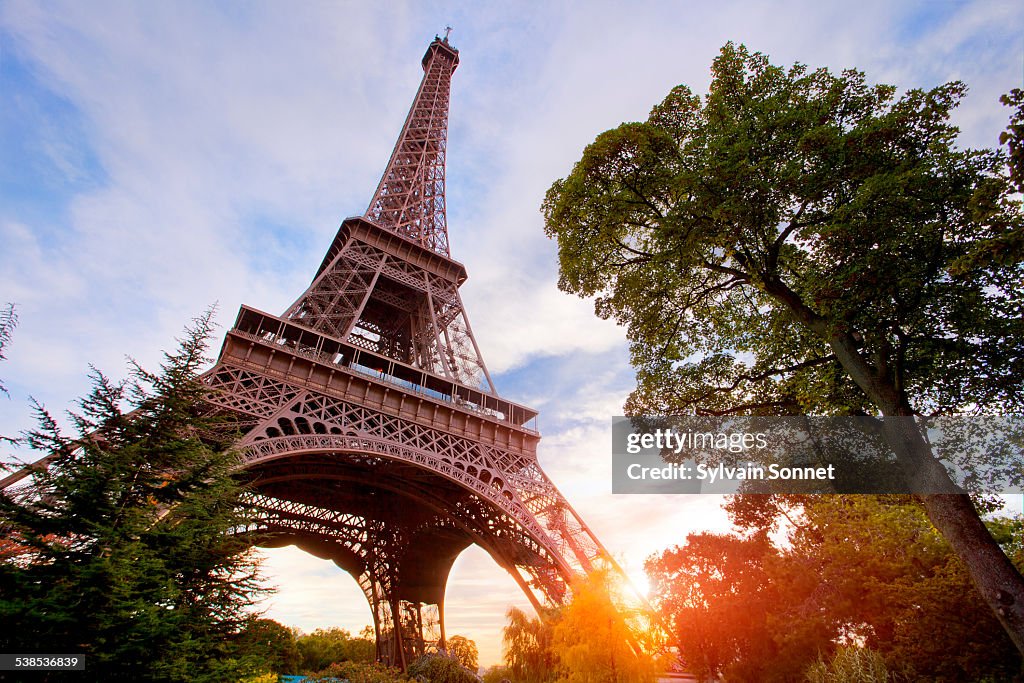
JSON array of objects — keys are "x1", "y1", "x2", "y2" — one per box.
[
  {"x1": 826, "y1": 331, "x2": 1024, "y2": 656},
  {"x1": 920, "y1": 492, "x2": 1024, "y2": 654}
]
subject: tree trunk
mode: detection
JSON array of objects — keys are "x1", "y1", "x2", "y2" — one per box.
[
  {"x1": 920, "y1": 492, "x2": 1024, "y2": 653},
  {"x1": 881, "y1": 413, "x2": 1024, "y2": 655},
  {"x1": 827, "y1": 332, "x2": 1024, "y2": 655},
  {"x1": 877, "y1": 412, "x2": 1024, "y2": 655}
]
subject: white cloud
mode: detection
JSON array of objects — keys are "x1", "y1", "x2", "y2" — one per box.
[{"x1": 2, "y1": 0, "x2": 1022, "y2": 669}]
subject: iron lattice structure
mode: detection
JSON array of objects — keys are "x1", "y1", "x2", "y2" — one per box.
[
  {"x1": 1, "y1": 36, "x2": 638, "y2": 670},
  {"x1": 366, "y1": 39, "x2": 456, "y2": 257},
  {"x1": 211, "y1": 36, "x2": 624, "y2": 667}
]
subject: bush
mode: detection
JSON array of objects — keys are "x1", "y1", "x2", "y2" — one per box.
[
  {"x1": 806, "y1": 647, "x2": 890, "y2": 683},
  {"x1": 297, "y1": 626, "x2": 376, "y2": 671},
  {"x1": 480, "y1": 665, "x2": 512, "y2": 683},
  {"x1": 306, "y1": 659, "x2": 409, "y2": 682},
  {"x1": 407, "y1": 653, "x2": 479, "y2": 682}
]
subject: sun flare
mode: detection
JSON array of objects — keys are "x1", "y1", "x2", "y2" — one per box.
[{"x1": 626, "y1": 568, "x2": 651, "y2": 598}]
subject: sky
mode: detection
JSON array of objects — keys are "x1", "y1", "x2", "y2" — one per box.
[{"x1": 1, "y1": 0, "x2": 1023, "y2": 669}]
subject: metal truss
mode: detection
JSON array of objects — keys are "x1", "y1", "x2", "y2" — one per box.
[
  {"x1": 366, "y1": 37, "x2": 458, "y2": 256},
  {"x1": 203, "y1": 364, "x2": 606, "y2": 601},
  {"x1": 197, "y1": 33, "x2": 637, "y2": 661},
  {"x1": 283, "y1": 222, "x2": 493, "y2": 393},
  {"x1": 0, "y1": 35, "x2": 652, "y2": 672}
]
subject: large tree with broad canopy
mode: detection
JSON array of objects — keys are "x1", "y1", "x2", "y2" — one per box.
[{"x1": 542, "y1": 43, "x2": 1024, "y2": 653}]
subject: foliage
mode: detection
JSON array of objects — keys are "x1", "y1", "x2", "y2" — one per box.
[
  {"x1": 499, "y1": 572, "x2": 656, "y2": 683},
  {"x1": 645, "y1": 530, "x2": 820, "y2": 682},
  {"x1": 481, "y1": 664, "x2": 513, "y2": 683},
  {"x1": 0, "y1": 302, "x2": 16, "y2": 397},
  {"x1": 989, "y1": 515, "x2": 1024, "y2": 568},
  {"x1": 0, "y1": 311, "x2": 268, "y2": 682},
  {"x1": 297, "y1": 626, "x2": 376, "y2": 671},
  {"x1": 647, "y1": 495, "x2": 1023, "y2": 681},
  {"x1": 407, "y1": 653, "x2": 478, "y2": 683},
  {"x1": 805, "y1": 647, "x2": 890, "y2": 683},
  {"x1": 1000, "y1": 89, "x2": 1024, "y2": 194},
  {"x1": 951, "y1": 88, "x2": 1024, "y2": 273},
  {"x1": 551, "y1": 570, "x2": 657, "y2": 683},
  {"x1": 543, "y1": 41, "x2": 1024, "y2": 650},
  {"x1": 795, "y1": 497, "x2": 1019, "y2": 681},
  {"x1": 502, "y1": 606, "x2": 559, "y2": 682},
  {"x1": 544, "y1": 42, "x2": 1023, "y2": 419},
  {"x1": 306, "y1": 659, "x2": 409, "y2": 682},
  {"x1": 235, "y1": 617, "x2": 301, "y2": 674},
  {"x1": 446, "y1": 634, "x2": 480, "y2": 671},
  {"x1": 238, "y1": 673, "x2": 278, "y2": 683}
]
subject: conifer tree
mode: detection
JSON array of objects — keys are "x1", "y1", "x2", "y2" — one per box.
[{"x1": 0, "y1": 311, "x2": 267, "y2": 682}]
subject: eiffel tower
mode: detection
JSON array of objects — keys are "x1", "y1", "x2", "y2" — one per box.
[
  {"x1": 202, "y1": 35, "x2": 627, "y2": 668},
  {"x1": 2, "y1": 35, "x2": 629, "y2": 670}
]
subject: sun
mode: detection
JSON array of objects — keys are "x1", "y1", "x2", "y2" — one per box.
[{"x1": 626, "y1": 568, "x2": 651, "y2": 598}]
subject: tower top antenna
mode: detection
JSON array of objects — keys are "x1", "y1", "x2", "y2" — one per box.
[{"x1": 444, "y1": 26, "x2": 453, "y2": 42}]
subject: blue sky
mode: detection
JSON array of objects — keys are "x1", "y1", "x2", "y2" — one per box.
[{"x1": 2, "y1": 0, "x2": 1022, "y2": 668}]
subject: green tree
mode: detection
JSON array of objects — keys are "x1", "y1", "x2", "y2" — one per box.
[
  {"x1": 551, "y1": 570, "x2": 657, "y2": 683},
  {"x1": 297, "y1": 626, "x2": 375, "y2": 671},
  {"x1": 989, "y1": 514, "x2": 1024, "y2": 568},
  {"x1": 962, "y1": 88, "x2": 1024, "y2": 273},
  {"x1": 784, "y1": 496, "x2": 1020, "y2": 681},
  {"x1": 0, "y1": 311, "x2": 267, "y2": 682},
  {"x1": 1000, "y1": 89, "x2": 1024, "y2": 194},
  {"x1": 446, "y1": 634, "x2": 479, "y2": 671},
  {"x1": 647, "y1": 495, "x2": 1022, "y2": 681},
  {"x1": 235, "y1": 617, "x2": 301, "y2": 674},
  {"x1": 502, "y1": 606, "x2": 559, "y2": 683},
  {"x1": 543, "y1": 43, "x2": 1024, "y2": 650}
]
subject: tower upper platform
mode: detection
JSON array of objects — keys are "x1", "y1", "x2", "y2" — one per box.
[{"x1": 422, "y1": 35, "x2": 459, "y2": 71}]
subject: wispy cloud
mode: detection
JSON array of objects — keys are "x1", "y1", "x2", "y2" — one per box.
[{"x1": 2, "y1": 0, "x2": 1021, "y2": 668}]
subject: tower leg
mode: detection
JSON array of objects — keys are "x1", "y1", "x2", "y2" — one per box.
[
  {"x1": 354, "y1": 519, "x2": 458, "y2": 671},
  {"x1": 362, "y1": 577, "x2": 444, "y2": 669}
]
